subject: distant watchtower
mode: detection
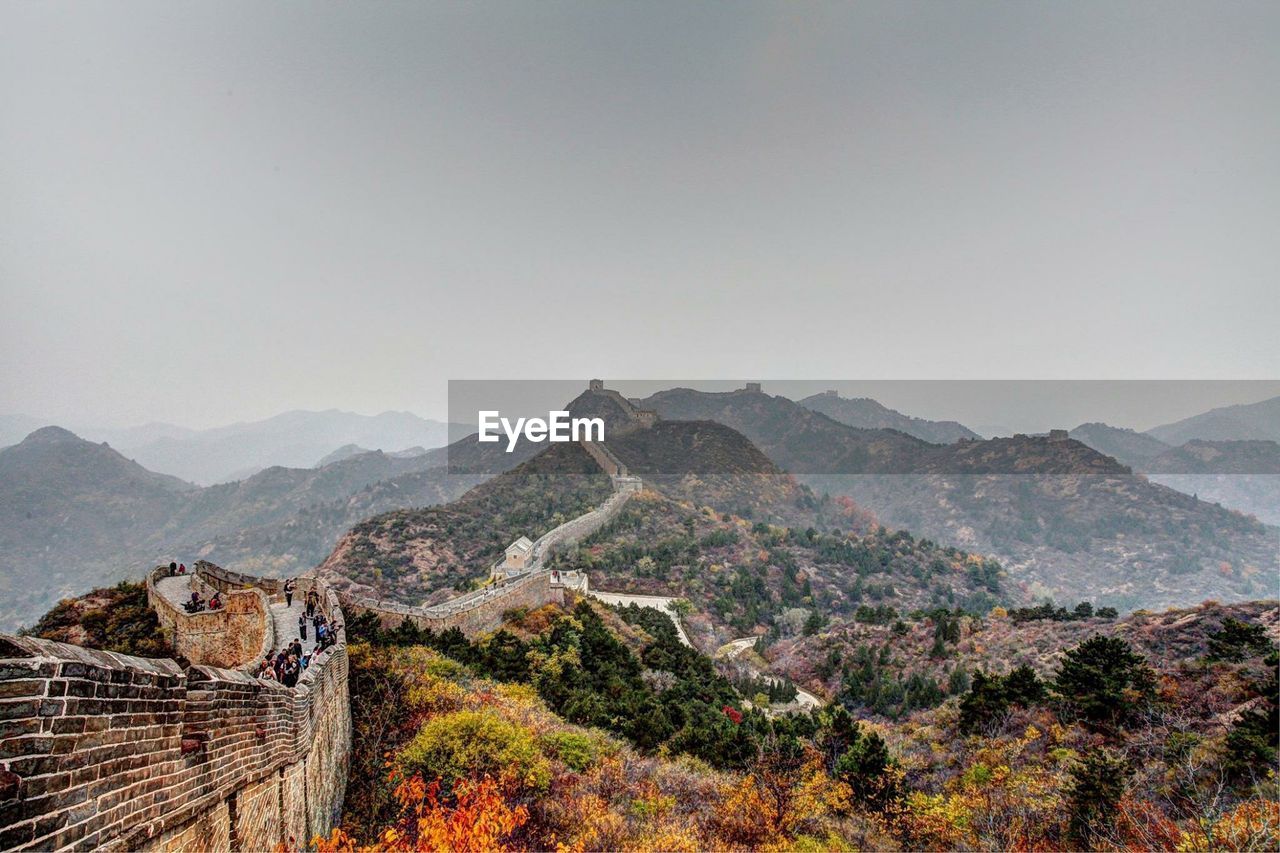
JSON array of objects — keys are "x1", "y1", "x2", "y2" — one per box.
[
  {"x1": 588, "y1": 379, "x2": 605, "y2": 392},
  {"x1": 499, "y1": 536, "x2": 534, "y2": 576},
  {"x1": 745, "y1": 382, "x2": 762, "y2": 393},
  {"x1": 1048, "y1": 429, "x2": 1069, "y2": 442}
]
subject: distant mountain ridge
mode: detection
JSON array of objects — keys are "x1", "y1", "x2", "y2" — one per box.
[
  {"x1": 798, "y1": 391, "x2": 980, "y2": 444},
  {"x1": 0, "y1": 428, "x2": 503, "y2": 630},
  {"x1": 1069, "y1": 422, "x2": 1172, "y2": 467},
  {"x1": 1147, "y1": 395, "x2": 1280, "y2": 445},
  {"x1": 1, "y1": 410, "x2": 467, "y2": 485},
  {"x1": 636, "y1": 385, "x2": 1277, "y2": 610},
  {"x1": 1069, "y1": 421, "x2": 1280, "y2": 525}
]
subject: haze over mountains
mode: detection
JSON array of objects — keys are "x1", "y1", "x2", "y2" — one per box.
[
  {"x1": 636, "y1": 387, "x2": 1278, "y2": 609},
  {"x1": 1147, "y1": 395, "x2": 1280, "y2": 445},
  {"x1": 1, "y1": 387, "x2": 1276, "y2": 629},
  {"x1": 798, "y1": 391, "x2": 981, "y2": 444},
  {"x1": 0, "y1": 427, "x2": 503, "y2": 629},
  {"x1": 1068, "y1": 416, "x2": 1280, "y2": 526},
  {"x1": 0, "y1": 409, "x2": 465, "y2": 485}
]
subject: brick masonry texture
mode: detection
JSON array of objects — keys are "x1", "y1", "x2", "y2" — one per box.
[
  {"x1": 0, "y1": 432, "x2": 632, "y2": 851},
  {"x1": 0, "y1": 577, "x2": 351, "y2": 852},
  {"x1": 146, "y1": 565, "x2": 271, "y2": 670}
]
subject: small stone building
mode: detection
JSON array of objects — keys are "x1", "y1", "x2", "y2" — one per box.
[{"x1": 502, "y1": 536, "x2": 534, "y2": 572}]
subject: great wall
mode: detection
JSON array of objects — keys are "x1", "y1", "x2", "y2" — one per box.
[{"x1": 0, "y1": 384, "x2": 661, "y2": 851}]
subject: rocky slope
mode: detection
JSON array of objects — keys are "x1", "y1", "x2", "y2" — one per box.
[
  {"x1": 316, "y1": 441, "x2": 613, "y2": 603},
  {"x1": 768, "y1": 598, "x2": 1279, "y2": 717},
  {"x1": 637, "y1": 387, "x2": 1278, "y2": 611}
]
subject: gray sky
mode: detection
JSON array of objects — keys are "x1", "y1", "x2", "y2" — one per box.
[{"x1": 2, "y1": 1, "x2": 1277, "y2": 429}]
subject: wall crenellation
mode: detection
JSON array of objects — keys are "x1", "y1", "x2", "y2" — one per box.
[
  {"x1": 0, "y1": 574, "x2": 350, "y2": 852},
  {"x1": 0, "y1": 391, "x2": 636, "y2": 850}
]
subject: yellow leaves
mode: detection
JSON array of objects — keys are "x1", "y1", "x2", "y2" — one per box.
[
  {"x1": 989, "y1": 605, "x2": 1009, "y2": 619},
  {"x1": 1174, "y1": 799, "x2": 1280, "y2": 852},
  {"x1": 405, "y1": 679, "x2": 466, "y2": 717},
  {"x1": 900, "y1": 790, "x2": 978, "y2": 848},
  {"x1": 1023, "y1": 724, "x2": 1042, "y2": 742},
  {"x1": 312, "y1": 827, "x2": 357, "y2": 852},
  {"x1": 493, "y1": 681, "x2": 540, "y2": 707},
  {"x1": 397, "y1": 708, "x2": 552, "y2": 794},
  {"x1": 554, "y1": 792, "x2": 626, "y2": 852}
]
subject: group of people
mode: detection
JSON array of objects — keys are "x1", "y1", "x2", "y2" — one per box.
[
  {"x1": 257, "y1": 639, "x2": 309, "y2": 687},
  {"x1": 169, "y1": 561, "x2": 224, "y2": 612},
  {"x1": 255, "y1": 580, "x2": 340, "y2": 686},
  {"x1": 183, "y1": 589, "x2": 221, "y2": 613},
  {"x1": 300, "y1": 608, "x2": 340, "y2": 649}
]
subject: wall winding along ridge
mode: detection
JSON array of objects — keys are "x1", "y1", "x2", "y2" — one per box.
[
  {"x1": 342, "y1": 458, "x2": 641, "y2": 635},
  {"x1": 0, "y1": 576, "x2": 350, "y2": 852},
  {"x1": 0, "y1": 433, "x2": 636, "y2": 850},
  {"x1": 145, "y1": 564, "x2": 271, "y2": 670}
]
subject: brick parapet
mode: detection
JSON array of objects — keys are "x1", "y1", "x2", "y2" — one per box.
[
  {"x1": 0, "y1": 574, "x2": 350, "y2": 852},
  {"x1": 145, "y1": 566, "x2": 272, "y2": 671}
]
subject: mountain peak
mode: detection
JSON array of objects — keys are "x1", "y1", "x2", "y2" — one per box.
[{"x1": 21, "y1": 425, "x2": 85, "y2": 445}]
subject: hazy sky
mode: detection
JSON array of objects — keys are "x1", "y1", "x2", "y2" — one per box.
[{"x1": 2, "y1": 1, "x2": 1277, "y2": 429}]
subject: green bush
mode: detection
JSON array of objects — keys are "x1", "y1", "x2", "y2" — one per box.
[
  {"x1": 398, "y1": 709, "x2": 551, "y2": 792},
  {"x1": 539, "y1": 730, "x2": 601, "y2": 772}
]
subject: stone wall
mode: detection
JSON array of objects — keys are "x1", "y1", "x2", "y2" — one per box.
[
  {"x1": 529, "y1": 483, "x2": 634, "y2": 564},
  {"x1": 342, "y1": 475, "x2": 639, "y2": 637},
  {"x1": 579, "y1": 440, "x2": 627, "y2": 478},
  {"x1": 0, "y1": 581, "x2": 350, "y2": 852},
  {"x1": 145, "y1": 567, "x2": 271, "y2": 670},
  {"x1": 344, "y1": 570, "x2": 565, "y2": 636}
]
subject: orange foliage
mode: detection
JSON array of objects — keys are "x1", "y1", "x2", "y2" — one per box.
[
  {"x1": 314, "y1": 772, "x2": 527, "y2": 852},
  {"x1": 1200, "y1": 799, "x2": 1280, "y2": 851},
  {"x1": 833, "y1": 495, "x2": 879, "y2": 533}
]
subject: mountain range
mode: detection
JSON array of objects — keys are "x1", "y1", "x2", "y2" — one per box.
[
  {"x1": 0, "y1": 427, "x2": 515, "y2": 629},
  {"x1": 632, "y1": 386, "x2": 1278, "y2": 610},
  {"x1": 797, "y1": 391, "x2": 981, "y2": 443},
  {"x1": 1068, "y1": 422, "x2": 1280, "y2": 525},
  {"x1": 3, "y1": 388, "x2": 1277, "y2": 628},
  {"x1": 1147, "y1": 394, "x2": 1280, "y2": 445},
  {"x1": 0, "y1": 409, "x2": 467, "y2": 484}
]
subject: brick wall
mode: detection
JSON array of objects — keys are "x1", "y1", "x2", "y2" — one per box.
[
  {"x1": 145, "y1": 567, "x2": 271, "y2": 670},
  {"x1": 342, "y1": 473, "x2": 639, "y2": 637},
  {"x1": 344, "y1": 570, "x2": 565, "y2": 635},
  {"x1": 0, "y1": 580, "x2": 351, "y2": 852},
  {"x1": 579, "y1": 440, "x2": 626, "y2": 478}
]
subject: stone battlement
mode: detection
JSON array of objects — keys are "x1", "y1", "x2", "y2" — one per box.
[
  {"x1": 0, "y1": 576, "x2": 351, "y2": 852},
  {"x1": 343, "y1": 442, "x2": 641, "y2": 637},
  {"x1": 146, "y1": 565, "x2": 271, "y2": 670}
]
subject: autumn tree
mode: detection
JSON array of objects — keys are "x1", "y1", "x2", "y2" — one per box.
[{"x1": 314, "y1": 774, "x2": 528, "y2": 852}]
